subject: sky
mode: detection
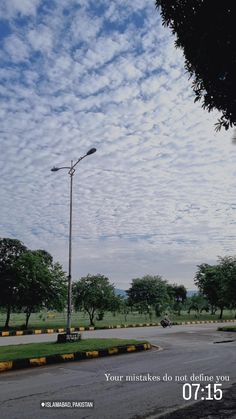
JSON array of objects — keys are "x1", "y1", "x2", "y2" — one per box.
[{"x1": 0, "y1": 0, "x2": 236, "y2": 291}]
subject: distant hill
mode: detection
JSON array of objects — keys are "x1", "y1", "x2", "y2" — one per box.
[{"x1": 115, "y1": 289, "x2": 128, "y2": 298}]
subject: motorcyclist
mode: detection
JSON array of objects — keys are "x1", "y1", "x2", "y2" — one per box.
[
  {"x1": 164, "y1": 313, "x2": 171, "y2": 324},
  {"x1": 161, "y1": 313, "x2": 171, "y2": 327}
]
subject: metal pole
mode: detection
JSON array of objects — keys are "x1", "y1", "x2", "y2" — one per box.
[
  {"x1": 66, "y1": 160, "x2": 73, "y2": 335},
  {"x1": 51, "y1": 148, "x2": 96, "y2": 340}
]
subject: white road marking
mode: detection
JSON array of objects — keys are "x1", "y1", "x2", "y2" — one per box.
[{"x1": 184, "y1": 356, "x2": 219, "y2": 364}]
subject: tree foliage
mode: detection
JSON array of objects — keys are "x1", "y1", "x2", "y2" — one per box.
[
  {"x1": 217, "y1": 256, "x2": 236, "y2": 309},
  {"x1": 0, "y1": 238, "x2": 67, "y2": 328},
  {"x1": 15, "y1": 251, "x2": 67, "y2": 328},
  {"x1": 195, "y1": 257, "x2": 236, "y2": 318},
  {"x1": 73, "y1": 274, "x2": 119, "y2": 326},
  {"x1": 155, "y1": 0, "x2": 236, "y2": 131},
  {"x1": 118, "y1": 297, "x2": 131, "y2": 322},
  {"x1": 167, "y1": 283, "x2": 187, "y2": 315},
  {"x1": 127, "y1": 275, "x2": 169, "y2": 319},
  {"x1": 195, "y1": 263, "x2": 220, "y2": 314},
  {"x1": 0, "y1": 238, "x2": 27, "y2": 328},
  {"x1": 186, "y1": 294, "x2": 209, "y2": 314}
]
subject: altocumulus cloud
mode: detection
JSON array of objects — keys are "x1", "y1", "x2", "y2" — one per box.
[{"x1": 0, "y1": 0, "x2": 236, "y2": 289}]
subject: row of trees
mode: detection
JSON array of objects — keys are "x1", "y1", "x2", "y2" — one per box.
[
  {"x1": 72, "y1": 274, "x2": 187, "y2": 326},
  {"x1": 0, "y1": 237, "x2": 188, "y2": 328},
  {"x1": 1, "y1": 238, "x2": 236, "y2": 328},
  {"x1": 72, "y1": 260, "x2": 236, "y2": 324},
  {"x1": 0, "y1": 238, "x2": 67, "y2": 328}
]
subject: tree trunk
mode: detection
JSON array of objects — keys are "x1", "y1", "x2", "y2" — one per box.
[
  {"x1": 4, "y1": 305, "x2": 11, "y2": 329},
  {"x1": 89, "y1": 311, "x2": 95, "y2": 326},
  {"x1": 219, "y1": 307, "x2": 224, "y2": 319},
  {"x1": 25, "y1": 311, "x2": 32, "y2": 329}
]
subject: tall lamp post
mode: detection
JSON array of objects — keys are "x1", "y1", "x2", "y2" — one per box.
[{"x1": 51, "y1": 148, "x2": 96, "y2": 339}]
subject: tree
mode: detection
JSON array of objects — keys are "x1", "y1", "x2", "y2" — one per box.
[
  {"x1": 155, "y1": 1, "x2": 236, "y2": 131},
  {"x1": 194, "y1": 261, "x2": 233, "y2": 318},
  {"x1": 46, "y1": 262, "x2": 68, "y2": 312},
  {"x1": 73, "y1": 274, "x2": 119, "y2": 326},
  {"x1": 15, "y1": 251, "x2": 67, "y2": 328},
  {"x1": 186, "y1": 294, "x2": 209, "y2": 315},
  {"x1": 217, "y1": 256, "x2": 236, "y2": 310},
  {"x1": 118, "y1": 297, "x2": 131, "y2": 323},
  {"x1": 127, "y1": 275, "x2": 169, "y2": 320},
  {"x1": 31, "y1": 249, "x2": 53, "y2": 265},
  {"x1": 0, "y1": 238, "x2": 27, "y2": 328},
  {"x1": 167, "y1": 284, "x2": 187, "y2": 315}
]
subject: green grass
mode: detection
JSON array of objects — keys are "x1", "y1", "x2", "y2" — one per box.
[
  {"x1": 218, "y1": 326, "x2": 236, "y2": 332},
  {"x1": 0, "y1": 309, "x2": 235, "y2": 331},
  {"x1": 0, "y1": 338, "x2": 147, "y2": 362}
]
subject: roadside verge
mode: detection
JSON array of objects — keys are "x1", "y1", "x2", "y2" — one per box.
[
  {"x1": 218, "y1": 325, "x2": 236, "y2": 332},
  {"x1": 0, "y1": 342, "x2": 151, "y2": 373}
]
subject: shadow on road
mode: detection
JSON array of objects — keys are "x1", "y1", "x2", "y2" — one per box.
[{"x1": 158, "y1": 383, "x2": 236, "y2": 419}]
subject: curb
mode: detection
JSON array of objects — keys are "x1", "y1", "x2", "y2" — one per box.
[
  {"x1": 0, "y1": 319, "x2": 235, "y2": 338},
  {"x1": 0, "y1": 327, "x2": 91, "y2": 337},
  {"x1": 0, "y1": 342, "x2": 151, "y2": 373}
]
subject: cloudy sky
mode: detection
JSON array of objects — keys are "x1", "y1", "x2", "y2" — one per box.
[{"x1": 0, "y1": 0, "x2": 235, "y2": 291}]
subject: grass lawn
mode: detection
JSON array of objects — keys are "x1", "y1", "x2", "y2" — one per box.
[
  {"x1": 0, "y1": 309, "x2": 235, "y2": 331},
  {"x1": 218, "y1": 326, "x2": 236, "y2": 332},
  {"x1": 0, "y1": 338, "x2": 147, "y2": 362}
]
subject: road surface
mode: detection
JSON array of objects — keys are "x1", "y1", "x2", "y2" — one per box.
[{"x1": 0, "y1": 322, "x2": 235, "y2": 418}]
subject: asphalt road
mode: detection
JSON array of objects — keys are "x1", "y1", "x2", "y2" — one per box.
[
  {"x1": 0, "y1": 323, "x2": 236, "y2": 419},
  {"x1": 0, "y1": 321, "x2": 235, "y2": 346}
]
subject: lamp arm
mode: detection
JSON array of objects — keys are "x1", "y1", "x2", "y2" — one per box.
[{"x1": 69, "y1": 154, "x2": 87, "y2": 173}]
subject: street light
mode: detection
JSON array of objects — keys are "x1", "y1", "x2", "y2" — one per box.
[{"x1": 51, "y1": 148, "x2": 97, "y2": 339}]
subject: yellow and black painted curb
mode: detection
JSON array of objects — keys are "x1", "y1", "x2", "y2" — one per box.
[
  {"x1": 0, "y1": 319, "x2": 235, "y2": 338},
  {"x1": 0, "y1": 326, "x2": 92, "y2": 337},
  {"x1": 0, "y1": 342, "x2": 151, "y2": 373}
]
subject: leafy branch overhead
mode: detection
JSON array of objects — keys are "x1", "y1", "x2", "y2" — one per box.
[{"x1": 156, "y1": 0, "x2": 236, "y2": 131}]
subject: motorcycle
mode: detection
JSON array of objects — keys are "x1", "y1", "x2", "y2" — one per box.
[{"x1": 160, "y1": 319, "x2": 172, "y2": 328}]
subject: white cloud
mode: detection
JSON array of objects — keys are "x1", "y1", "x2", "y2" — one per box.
[
  {"x1": 4, "y1": 35, "x2": 29, "y2": 63},
  {"x1": 0, "y1": 0, "x2": 41, "y2": 18},
  {"x1": 27, "y1": 25, "x2": 53, "y2": 54},
  {"x1": 70, "y1": 10, "x2": 102, "y2": 43}
]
